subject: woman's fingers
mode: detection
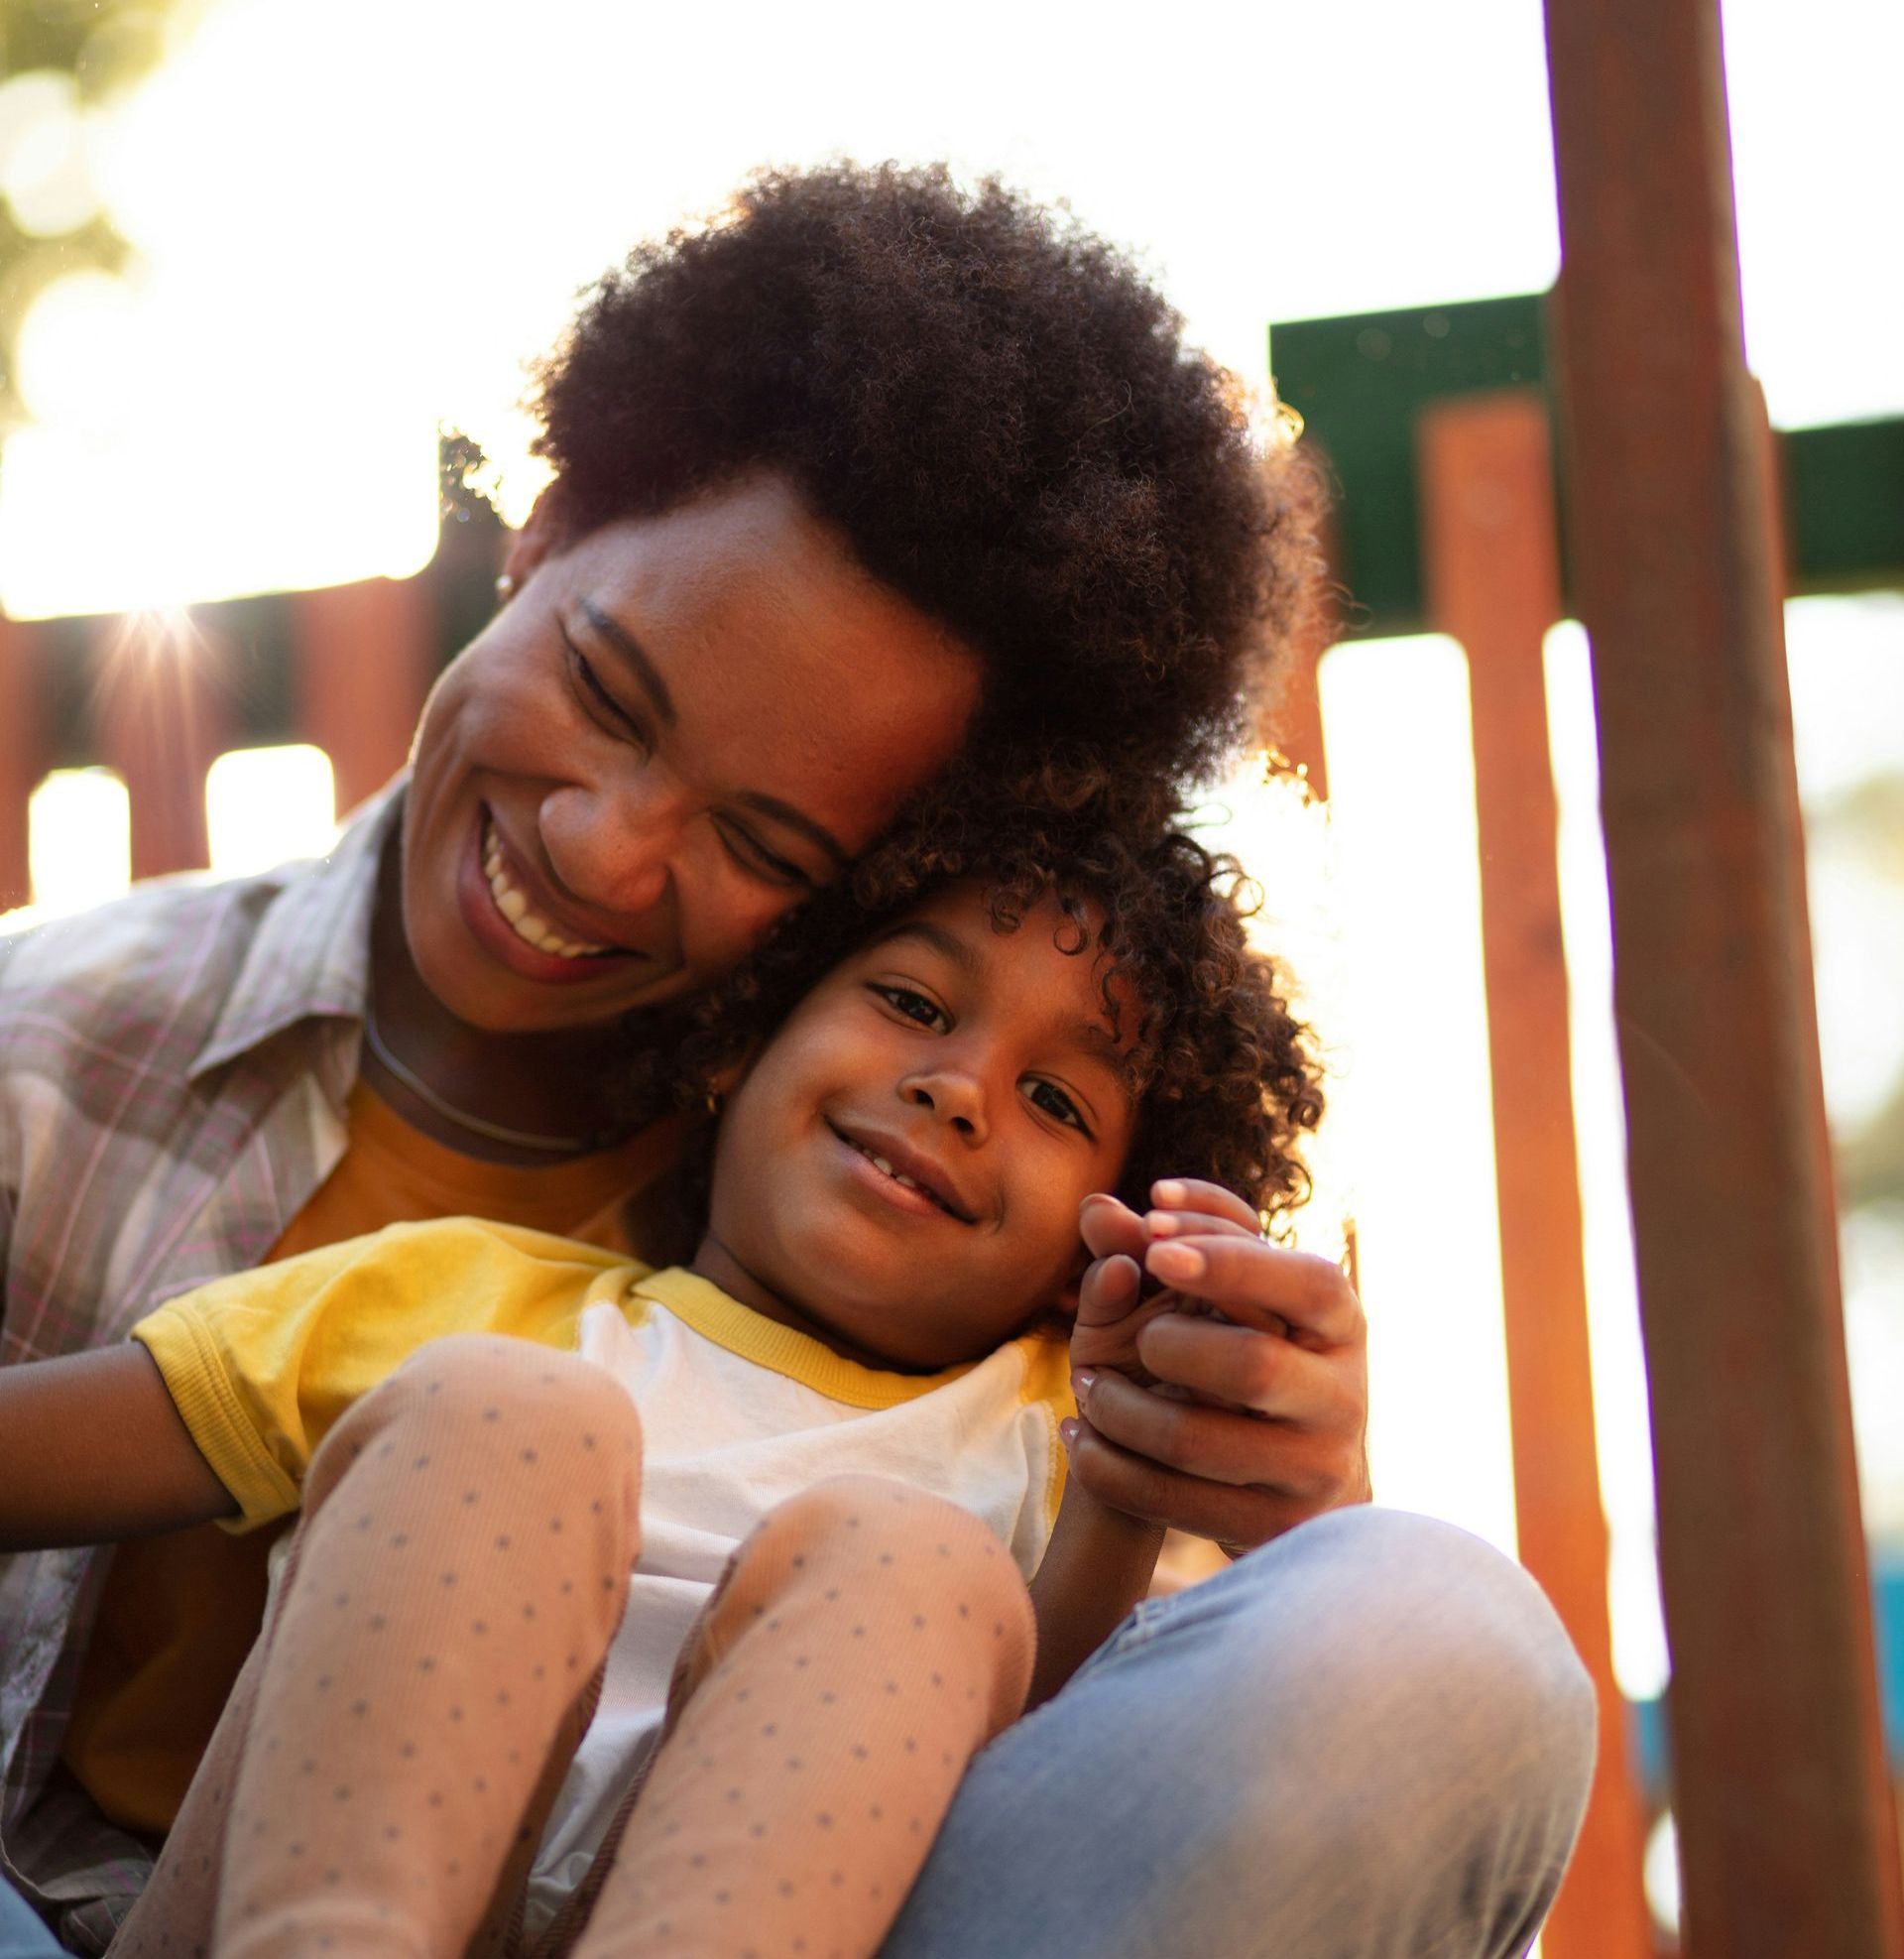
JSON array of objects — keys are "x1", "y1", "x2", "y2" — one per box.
[
  {"x1": 1131, "y1": 1318, "x2": 1364, "y2": 1433},
  {"x1": 1140, "y1": 1236, "x2": 1363, "y2": 1346},
  {"x1": 1060, "y1": 1420, "x2": 1313, "y2": 1546},
  {"x1": 1147, "y1": 1177, "x2": 1261, "y2": 1233},
  {"x1": 1069, "y1": 1368, "x2": 1341, "y2": 1494}
]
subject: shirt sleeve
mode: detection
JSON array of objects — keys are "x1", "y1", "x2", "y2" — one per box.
[{"x1": 132, "y1": 1219, "x2": 642, "y2": 1530}]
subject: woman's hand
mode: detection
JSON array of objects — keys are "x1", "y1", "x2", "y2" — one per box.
[{"x1": 1065, "y1": 1179, "x2": 1370, "y2": 1555}]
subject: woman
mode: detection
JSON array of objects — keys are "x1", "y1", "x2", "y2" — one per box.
[{"x1": 0, "y1": 165, "x2": 1588, "y2": 1956}]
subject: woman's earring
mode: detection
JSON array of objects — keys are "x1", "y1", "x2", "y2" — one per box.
[{"x1": 495, "y1": 573, "x2": 517, "y2": 602}]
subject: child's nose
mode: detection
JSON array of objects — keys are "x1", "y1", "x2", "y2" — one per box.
[{"x1": 901, "y1": 1068, "x2": 988, "y2": 1142}]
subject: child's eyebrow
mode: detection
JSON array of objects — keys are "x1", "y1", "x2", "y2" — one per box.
[{"x1": 868, "y1": 919, "x2": 981, "y2": 974}]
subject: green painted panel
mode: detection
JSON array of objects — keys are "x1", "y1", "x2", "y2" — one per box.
[
  {"x1": 1268, "y1": 295, "x2": 1550, "y2": 636},
  {"x1": 1269, "y1": 292, "x2": 1903, "y2": 633},
  {"x1": 1785, "y1": 420, "x2": 1904, "y2": 590}
]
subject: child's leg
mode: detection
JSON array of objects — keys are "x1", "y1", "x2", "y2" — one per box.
[
  {"x1": 114, "y1": 1333, "x2": 642, "y2": 1959},
  {"x1": 571, "y1": 1476, "x2": 1034, "y2": 1959}
]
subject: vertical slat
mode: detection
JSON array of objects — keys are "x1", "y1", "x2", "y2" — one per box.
[
  {"x1": 1418, "y1": 388, "x2": 1651, "y2": 1959},
  {"x1": 90, "y1": 614, "x2": 228, "y2": 881},
  {"x1": 0, "y1": 614, "x2": 47, "y2": 911},
  {"x1": 1541, "y1": 1, "x2": 1903, "y2": 1950},
  {"x1": 292, "y1": 576, "x2": 434, "y2": 818}
]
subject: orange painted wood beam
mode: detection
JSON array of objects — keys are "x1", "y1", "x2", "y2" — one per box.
[
  {"x1": 1418, "y1": 389, "x2": 1651, "y2": 1959},
  {"x1": 0, "y1": 614, "x2": 50, "y2": 911},
  {"x1": 1542, "y1": 0, "x2": 1902, "y2": 1949},
  {"x1": 292, "y1": 576, "x2": 434, "y2": 819},
  {"x1": 89, "y1": 614, "x2": 229, "y2": 882}
]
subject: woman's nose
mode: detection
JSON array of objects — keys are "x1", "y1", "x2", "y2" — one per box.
[
  {"x1": 901, "y1": 1067, "x2": 989, "y2": 1143},
  {"x1": 543, "y1": 778, "x2": 688, "y2": 920}
]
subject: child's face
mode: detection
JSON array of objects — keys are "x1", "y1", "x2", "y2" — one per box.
[{"x1": 698, "y1": 883, "x2": 1138, "y2": 1370}]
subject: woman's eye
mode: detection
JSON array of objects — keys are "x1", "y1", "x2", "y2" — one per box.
[
  {"x1": 566, "y1": 640, "x2": 650, "y2": 749},
  {"x1": 716, "y1": 822, "x2": 814, "y2": 892},
  {"x1": 872, "y1": 985, "x2": 947, "y2": 1031},
  {"x1": 1025, "y1": 1078, "x2": 1090, "y2": 1136}
]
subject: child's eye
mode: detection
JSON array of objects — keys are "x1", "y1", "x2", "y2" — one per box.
[
  {"x1": 870, "y1": 984, "x2": 948, "y2": 1032},
  {"x1": 1024, "y1": 1077, "x2": 1092, "y2": 1138}
]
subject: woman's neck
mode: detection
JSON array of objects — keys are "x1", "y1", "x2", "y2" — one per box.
[{"x1": 363, "y1": 840, "x2": 642, "y2": 1165}]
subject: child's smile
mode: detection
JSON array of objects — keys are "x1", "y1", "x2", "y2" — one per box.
[
  {"x1": 691, "y1": 884, "x2": 1139, "y2": 1371},
  {"x1": 824, "y1": 1118, "x2": 982, "y2": 1224}
]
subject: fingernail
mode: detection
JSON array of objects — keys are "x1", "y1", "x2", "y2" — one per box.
[
  {"x1": 1145, "y1": 1212, "x2": 1179, "y2": 1237},
  {"x1": 1152, "y1": 1179, "x2": 1186, "y2": 1204},
  {"x1": 1059, "y1": 1418, "x2": 1080, "y2": 1448},
  {"x1": 1148, "y1": 1242, "x2": 1205, "y2": 1281},
  {"x1": 1070, "y1": 1369, "x2": 1097, "y2": 1403}
]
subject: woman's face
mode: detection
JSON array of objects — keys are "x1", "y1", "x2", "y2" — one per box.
[{"x1": 402, "y1": 472, "x2": 984, "y2": 1034}]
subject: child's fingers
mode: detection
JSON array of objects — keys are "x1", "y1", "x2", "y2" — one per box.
[
  {"x1": 1073, "y1": 1251, "x2": 1141, "y2": 1328},
  {"x1": 1148, "y1": 1178, "x2": 1260, "y2": 1233},
  {"x1": 1078, "y1": 1192, "x2": 1146, "y2": 1260}
]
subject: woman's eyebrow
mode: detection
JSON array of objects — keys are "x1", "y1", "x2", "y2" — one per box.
[
  {"x1": 579, "y1": 599, "x2": 677, "y2": 728},
  {"x1": 735, "y1": 793, "x2": 852, "y2": 870}
]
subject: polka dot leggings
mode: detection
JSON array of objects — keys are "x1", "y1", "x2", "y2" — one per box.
[{"x1": 112, "y1": 1335, "x2": 1036, "y2": 1959}]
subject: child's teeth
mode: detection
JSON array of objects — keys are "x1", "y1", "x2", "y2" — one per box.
[{"x1": 871, "y1": 1155, "x2": 893, "y2": 1175}]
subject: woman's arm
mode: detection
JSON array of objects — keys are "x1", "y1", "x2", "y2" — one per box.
[
  {"x1": 1025, "y1": 1472, "x2": 1164, "y2": 1708},
  {"x1": 0, "y1": 1343, "x2": 236, "y2": 1552}
]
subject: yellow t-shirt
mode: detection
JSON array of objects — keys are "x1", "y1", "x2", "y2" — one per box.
[
  {"x1": 129, "y1": 1216, "x2": 1071, "y2": 1935},
  {"x1": 60, "y1": 1083, "x2": 682, "y2": 1837}
]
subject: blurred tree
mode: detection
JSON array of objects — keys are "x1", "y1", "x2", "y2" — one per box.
[{"x1": 0, "y1": 0, "x2": 194, "y2": 440}]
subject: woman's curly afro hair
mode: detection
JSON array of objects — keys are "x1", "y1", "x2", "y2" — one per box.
[
  {"x1": 632, "y1": 776, "x2": 1325, "y2": 1229},
  {"x1": 532, "y1": 162, "x2": 1323, "y2": 797}
]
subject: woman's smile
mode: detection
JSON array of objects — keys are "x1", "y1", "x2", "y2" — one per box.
[
  {"x1": 452, "y1": 807, "x2": 655, "y2": 989},
  {"x1": 398, "y1": 474, "x2": 984, "y2": 1038}
]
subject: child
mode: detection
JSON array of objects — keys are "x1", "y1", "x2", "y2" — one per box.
[{"x1": 0, "y1": 819, "x2": 1321, "y2": 1959}]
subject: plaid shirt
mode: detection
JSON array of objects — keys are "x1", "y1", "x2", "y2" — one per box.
[{"x1": 0, "y1": 790, "x2": 399, "y2": 1948}]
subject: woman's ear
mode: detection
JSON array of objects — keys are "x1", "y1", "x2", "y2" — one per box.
[{"x1": 502, "y1": 482, "x2": 576, "y2": 587}]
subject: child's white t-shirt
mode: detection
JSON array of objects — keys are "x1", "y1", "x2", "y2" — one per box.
[{"x1": 133, "y1": 1219, "x2": 1072, "y2": 1934}]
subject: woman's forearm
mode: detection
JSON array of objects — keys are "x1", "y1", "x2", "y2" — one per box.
[{"x1": 1026, "y1": 1479, "x2": 1165, "y2": 1709}]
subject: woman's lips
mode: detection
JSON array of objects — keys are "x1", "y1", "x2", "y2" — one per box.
[{"x1": 454, "y1": 809, "x2": 647, "y2": 985}]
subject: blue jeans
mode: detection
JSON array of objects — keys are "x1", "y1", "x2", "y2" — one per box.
[
  {"x1": 879, "y1": 1506, "x2": 1597, "y2": 1958},
  {"x1": 0, "y1": 1876, "x2": 59, "y2": 1959}
]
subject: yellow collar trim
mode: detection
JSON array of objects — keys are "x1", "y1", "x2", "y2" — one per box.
[{"x1": 632, "y1": 1267, "x2": 991, "y2": 1408}]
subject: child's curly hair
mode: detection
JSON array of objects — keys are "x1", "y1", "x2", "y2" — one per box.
[
  {"x1": 532, "y1": 161, "x2": 1324, "y2": 799},
  {"x1": 629, "y1": 778, "x2": 1323, "y2": 1232}
]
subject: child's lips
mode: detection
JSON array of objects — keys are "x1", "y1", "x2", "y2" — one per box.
[{"x1": 824, "y1": 1120, "x2": 977, "y2": 1224}]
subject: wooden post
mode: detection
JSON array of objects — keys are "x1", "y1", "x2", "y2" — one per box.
[
  {"x1": 0, "y1": 614, "x2": 49, "y2": 912},
  {"x1": 1418, "y1": 389, "x2": 1651, "y2": 1959},
  {"x1": 1542, "y1": 1, "x2": 1903, "y2": 1951},
  {"x1": 291, "y1": 576, "x2": 433, "y2": 819},
  {"x1": 90, "y1": 613, "x2": 229, "y2": 882}
]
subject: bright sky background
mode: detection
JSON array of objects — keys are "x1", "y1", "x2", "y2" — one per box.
[{"x1": 3, "y1": 0, "x2": 1902, "y2": 1757}]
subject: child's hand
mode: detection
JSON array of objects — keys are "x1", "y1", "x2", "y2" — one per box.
[
  {"x1": 1066, "y1": 1185, "x2": 1256, "y2": 1391},
  {"x1": 1063, "y1": 1179, "x2": 1369, "y2": 1554}
]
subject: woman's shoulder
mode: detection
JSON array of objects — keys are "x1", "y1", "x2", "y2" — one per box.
[{"x1": 0, "y1": 867, "x2": 296, "y2": 1014}]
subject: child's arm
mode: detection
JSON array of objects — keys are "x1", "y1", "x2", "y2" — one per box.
[
  {"x1": 0, "y1": 1343, "x2": 236, "y2": 1552},
  {"x1": 1026, "y1": 1474, "x2": 1164, "y2": 1708}
]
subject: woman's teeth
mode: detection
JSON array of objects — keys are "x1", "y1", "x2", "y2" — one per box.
[{"x1": 482, "y1": 823, "x2": 609, "y2": 960}]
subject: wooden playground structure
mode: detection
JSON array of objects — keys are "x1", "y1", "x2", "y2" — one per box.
[{"x1": 2, "y1": 2, "x2": 1901, "y2": 1951}]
